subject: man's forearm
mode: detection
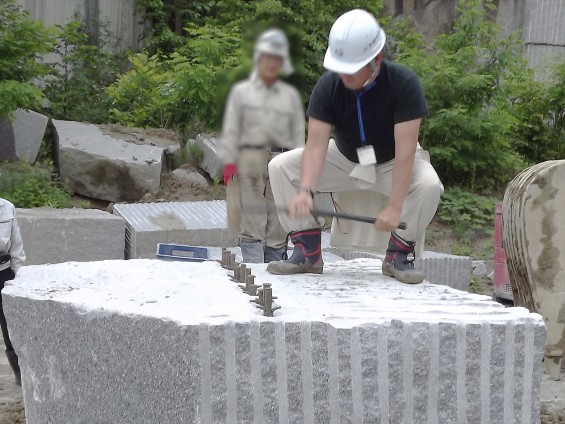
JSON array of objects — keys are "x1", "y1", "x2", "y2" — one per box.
[
  {"x1": 388, "y1": 151, "x2": 415, "y2": 211},
  {"x1": 300, "y1": 143, "x2": 327, "y2": 191}
]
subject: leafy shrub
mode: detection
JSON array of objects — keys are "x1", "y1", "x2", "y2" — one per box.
[
  {"x1": 0, "y1": 163, "x2": 71, "y2": 208},
  {"x1": 393, "y1": 0, "x2": 528, "y2": 189},
  {"x1": 437, "y1": 187, "x2": 497, "y2": 240},
  {"x1": 44, "y1": 18, "x2": 123, "y2": 123},
  {"x1": 0, "y1": 0, "x2": 55, "y2": 118}
]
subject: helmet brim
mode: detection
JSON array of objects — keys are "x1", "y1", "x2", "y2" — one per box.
[{"x1": 323, "y1": 48, "x2": 371, "y2": 74}]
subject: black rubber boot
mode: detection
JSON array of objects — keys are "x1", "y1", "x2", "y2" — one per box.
[
  {"x1": 263, "y1": 246, "x2": 286, "y2": 263},
  {"x1": 6, "y1": 350, "x2": 21, "y2": 386},
  {"x1": 382, "y1": 232, "x2": 425, "y2": 284},
  {"x1": 266, "y1": 229, "x2": 323, "y2": 275}
]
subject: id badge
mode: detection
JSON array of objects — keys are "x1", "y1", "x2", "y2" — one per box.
[{"x1": 357, "y1": 145, "x2": 377, "y2": 166}]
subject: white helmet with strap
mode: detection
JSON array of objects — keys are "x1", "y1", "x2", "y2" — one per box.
[
  {"x1": 323, "y1": 9, "x2": 386, "y2": 75},
  {"x1": 253, "y1": 28, "x2": 294, "y2": 76}
]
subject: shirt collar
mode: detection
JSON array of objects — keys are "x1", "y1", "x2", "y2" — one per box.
[{"x1": 252, "y1": 77, "x2": 281, "y2": 92}]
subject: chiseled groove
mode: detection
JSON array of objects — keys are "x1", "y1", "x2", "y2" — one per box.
[
  {"x1": 327, "y1": 325, "x2": 340, "y2": 424},
  {"x1": 275, "y1": 323, "x2": 289, "y2": 424},
  {"x1": 480, "y1": 323, "x2": 491, "y2": 424},
  {"x1": 377, "y1": 325, "x2": 390, "y2": 424},
  {"x1": 427, "y1": 325, "x2": 438, "y2": 424},
  {"x1": 225, "y1": 322, "x2": 237, "y2": 424},
  {"x1": 250, "y1": 321, "x2": 264, "y2": 424},
  {"x1": 403, "y1": 324, "x2": 413, "y2": 424},
  {"x1": 198, "y1": 324, "x2": 212, "y2": 424},
  {"x1": 521, "y1": 322, "x2": 534, "y2": 424},
  {"x1": 301, "y1": 322, "x2": 314, "y2": 424},
  {"x1": 456, "y1": 323, "x2": 467, "y2": 423},
  {"x1": 351, "y1": 327, "x2": 363, "y2": 423},
  {"x1": 503, "y1": 322, "x2": 515, "y2": 423}
]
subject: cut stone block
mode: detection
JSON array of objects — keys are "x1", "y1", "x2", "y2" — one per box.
[
  {"x1": 503, "y1": 160, "x2": 565, "y2": 379},
  {"x1": 3, "y1": 258, "x2": 545, "y2": 424},
  {"x1": 170, "y1": 168, "x2": 209, "y2": 188},
  {"x1": 0, "y1": 109, "x2": 48, "y2": 163},
  {"x1": 16, "y1": 207, "x2": 126, "y2": 265},
  {"x1": 327, "y1": 248, "x2": 473, "y2": 291},
  {"x1": 194, "y1": 134, "x2": 223, "y2": 179},
  {"x1": 113, "y1": 201, "x2": 238, "y2": 259},
  {"x1": 53, "y1": 120, "x2": 163, "y2": 202}
]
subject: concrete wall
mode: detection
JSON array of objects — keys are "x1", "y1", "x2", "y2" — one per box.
[
  {"x1": 382, "y1": 0, "x2": 565, "y2": 79},
  {"x1": 16, "y1": 0, "x2": 145, "y2": 52}
]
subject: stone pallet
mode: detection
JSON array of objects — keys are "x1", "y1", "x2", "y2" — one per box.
[
  {"x1": 16, "y1": 207, "x2": 126, "y2": 265},
  {"x1": 113, "y1": 201, "x2": 238, "y2": 259},
  {"x1": 3, "y1": 259, "x2": 545, "y2": 424}
]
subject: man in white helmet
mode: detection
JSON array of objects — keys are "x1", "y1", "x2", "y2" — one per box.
[
  {"x1": 266, "y1": 10, "x2": 443, "y2": 284},
  {"x1": 221, "y1": 28, "x2": 305, "y2": 263}
]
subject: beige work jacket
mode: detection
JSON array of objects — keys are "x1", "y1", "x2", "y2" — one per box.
[
  {"x1": 220, "y1": 78, "x2": 305, "y2": 163},
  {"x1": 0, "y1": 198, "x2": 25, "y2": 273}
]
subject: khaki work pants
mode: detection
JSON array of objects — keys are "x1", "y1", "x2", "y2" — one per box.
[
  {"x1": 268, "y1": 139, "x2": 443, "y2": 243},
  {"x1": 237, "y1": 149, "x2": 287, "y2": 249}
]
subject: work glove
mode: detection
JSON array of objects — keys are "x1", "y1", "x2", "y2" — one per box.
[{"x1": 224, "y1": 164, "x2": 238, "y2": 185}]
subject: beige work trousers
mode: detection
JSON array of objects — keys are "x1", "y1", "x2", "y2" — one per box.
[
  {"x1": 237, "y1": 149, "x2": 287, "y2": 249},
  {"x1": 268, "y1": 139, "x2": 444, "y2": 243}
]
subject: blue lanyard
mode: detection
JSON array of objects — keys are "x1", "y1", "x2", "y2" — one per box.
[{"x1": 355, "y1": 80, "x2": 377, "y2": 145}]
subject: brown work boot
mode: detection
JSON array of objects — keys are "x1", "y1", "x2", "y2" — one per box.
[
  {"x1": 382, "y1": 232, "x2": 425, "y2": 284},
  {"x1": 266, "y1": 229, "x2": 323, "y2": 275}
]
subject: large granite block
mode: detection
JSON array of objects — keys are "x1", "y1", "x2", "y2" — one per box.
[
  {"x1": 16, "y1": 207, "x2": 126, "y2": 264},
  {"x1": 194, "y1": 134, "x2": 223, "y2": 180},
  {"x1": 3, "y1": 258, "x2": 545, "y2": 424},
  {"x1": 53, "y1": 120, "x2": 163, "y2": 202},
  {"x1": 0, "y1": 109, "x2": 48, "y2": 163},
  {"x1": 113, "y1": 201, "x2": 238, "y2": 258}
]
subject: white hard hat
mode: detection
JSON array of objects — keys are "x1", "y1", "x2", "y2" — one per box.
[
  {"x1": 323, "y1": 9, "x2": 386, "y2": 75},
  {"x1": 252, "y1": 28, "x2": 294, "y2": 76}
]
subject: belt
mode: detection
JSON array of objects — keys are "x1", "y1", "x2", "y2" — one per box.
[{"x1": 239, "y1": 145, "x2": 289, "y2": 153}]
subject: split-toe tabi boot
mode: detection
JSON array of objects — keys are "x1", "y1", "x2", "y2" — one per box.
[
  {"x1": 266, "y1": 229, "x2": 323, "y2": 275},
  {"x1": 382, "y1": 232, "x2": 425, "y2": 284}
]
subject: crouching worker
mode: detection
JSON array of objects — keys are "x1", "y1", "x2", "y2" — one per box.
[
  {"x1": 0, "y1": 197, "x2": 26, "y2": 385},
  {"x1": 266, "y1": 10, "x2": 443, "y2": 283},
  {"x1": 221, "y1": 28, "x2": 305, "y2": 263}
]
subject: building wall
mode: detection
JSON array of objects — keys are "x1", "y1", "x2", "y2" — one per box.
[
  {"x1": 382, "y1": 0, "x2": 565, "y2": 79},
  {"x1": 16, "y1": 0, "x2": 145, "y2": 52}
]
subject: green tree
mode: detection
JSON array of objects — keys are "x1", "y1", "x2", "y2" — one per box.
[
  {"x1": 394, "y1": 0, "x2": 528, "y2": 189},
  {"x1": 44, "y1": 18, "x2": 123, "y2": 123},
  {"x1": 0, "y1": 0, "x2": 55, "y2": 118}
]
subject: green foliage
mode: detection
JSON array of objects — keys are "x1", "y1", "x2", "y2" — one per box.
[
  {"x1": 394, "y1": 0, "x2": 529, "y2": 189},
  {"x1": 0, "y1": 0, "x2": 55, "y2": 118},
  {"x1": 106, "y1": 53, "x2": 170, "y2": 127},
  {"x1": 181, "y1": 141, "x2": 204, "y2": 167},
  {"x1": 44, "y1": 19, "x2": 123, "y2": 123},
  {"x1": 0, "y1": 163, "x2": 71, "y2": 208},
  {"x1": 107, "y1": 24, "x2": 243, "y2": 130},
  {"x1": 125, "y1": 0, "x2": 389, "y2": 132},
  {"x1": 437, "y1": 187, "x2": 497, "y2": 240}
]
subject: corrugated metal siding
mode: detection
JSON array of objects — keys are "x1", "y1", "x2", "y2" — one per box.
[
  {"x1": 113, "y1": 201, "x2": 237, "y2": 259},
  {"x1": 113, "y1": 201, "x2": 228, "y2": 231},
  {"x1": 524, "y1": 0, "x2": 565, "y2": 78}
]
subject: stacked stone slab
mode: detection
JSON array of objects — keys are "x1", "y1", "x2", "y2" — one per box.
[
  {"x1": 16, "y1": 208, "x2": 126, "y2": 264},
  {"x1": 503, "y1": 160, "x2": 565, "y2": 379},
  {"x1": 53, "y1": 120, "x2": 163, "y2": 202},
  {"x1": 193, "y1": 134, "x2": 223, "y2": 180},
  {"x1": 0, "y1": 109, "x2": 48, "y2": 163},
  {"x1": 3, "y1": 258, "x2": 545, "y2": 424},
  {"x1": 113, "y1": 201, "x2": 238, "y2": 258}
]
